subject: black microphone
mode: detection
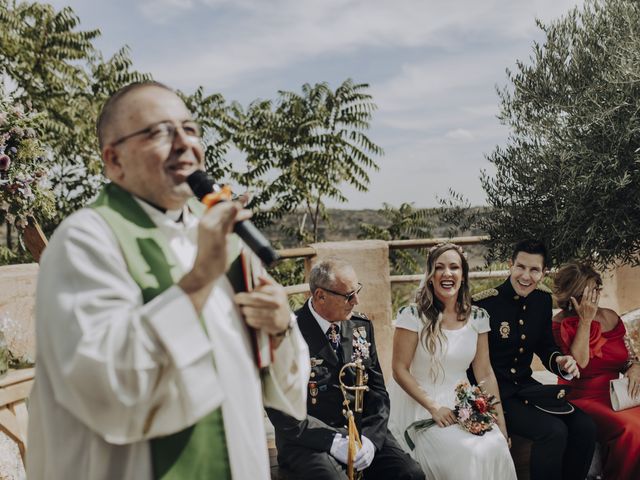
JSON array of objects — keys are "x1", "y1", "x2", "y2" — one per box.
[{"x1": 187, "y1": 170, "x2": 280, "y2": 267}]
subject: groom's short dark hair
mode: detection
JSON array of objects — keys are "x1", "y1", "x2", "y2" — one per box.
[{"x1": 511, "y1": 239, "x2": 549, "y2": 268}]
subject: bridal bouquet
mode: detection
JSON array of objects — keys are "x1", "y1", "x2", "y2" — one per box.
[
  {"x1": 453, "y1": 380, "x2": 499, "y2": 436},
  {"x1": 404, "y1": 380, "x2": 499, "y2": 449}
]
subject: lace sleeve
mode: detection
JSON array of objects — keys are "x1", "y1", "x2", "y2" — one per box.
[
  {"x1": 469, "y1": 306, "x2": 490, "y2": 334},
  {"x1": 623, "y1": 320, "x2": 640, "y2": 371},
  {"x1": 395, "y1": 305, "x2": 420, "y2": 332}
]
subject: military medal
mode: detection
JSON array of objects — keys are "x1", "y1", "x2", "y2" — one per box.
[
  {"x1": 352, "y1": 327, "x2": 371, "y2": 360},
  {"x1": 309, "y1": 381, "x2": 319, "y2": 405},
  {"x1": 358, "y1": 326, "x2": 367, "y2": 339},
  {"x1": 500, "y1": 321, "x2": 510, "y2": 339},
  {"x1": 327, "y1": 326, "x2": 340, "y2": 345}
]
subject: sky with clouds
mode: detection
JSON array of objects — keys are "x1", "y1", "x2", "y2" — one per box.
[{"x1": 49, "y1": 0, "x2": 584, "y2": 209}]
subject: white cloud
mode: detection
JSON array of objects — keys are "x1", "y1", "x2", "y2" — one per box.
[
  {"x1": 445, "y1": 129, "x2": 475, "y2": 141},
  {"x1": 138, "y1": 0, "x2": 584, "y2": 89},
  {"x1": 137, "y1": 0, "x2": 195, "y2": 23}
]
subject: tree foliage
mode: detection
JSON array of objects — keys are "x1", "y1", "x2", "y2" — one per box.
[
  {"x1": 0, "y1": 1, "x2": 148, "y2": 227},
  {"x1": 0, "y1": 91, "x2": 55, "y2": 263},
  {"x1": 482, "y1": 0, "x2": 640, "y2": 268},
  {"x1": 358, "y1": 202, "x2": 432, "y2": 274},
  {"x1": 186, "y1": 80, "x2": 382, "y2": 241}
]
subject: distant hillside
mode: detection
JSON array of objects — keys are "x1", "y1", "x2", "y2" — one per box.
[{"x1": 263, "y1": 207, "x2": 490, "y2": 270}]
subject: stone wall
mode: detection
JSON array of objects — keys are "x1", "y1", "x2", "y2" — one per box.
[{"x1": 0, "y1": 264, "x2": 37, "y2": 364}]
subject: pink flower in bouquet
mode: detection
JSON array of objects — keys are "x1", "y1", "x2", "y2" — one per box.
[{"x1": 457, "y1": 406, "x2": 472, "y2": 422}]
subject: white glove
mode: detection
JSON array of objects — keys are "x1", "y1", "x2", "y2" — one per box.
[
  {"x1": 354, "y1": 435, "x2": 375, "y2": 471},
  {"x1": 330, "y1": 434, "x2": 350, "y2": 465}
]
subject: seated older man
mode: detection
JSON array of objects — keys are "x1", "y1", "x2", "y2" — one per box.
[{"x1": 267, "y1": 259, "x2": 424, "y2": 480}]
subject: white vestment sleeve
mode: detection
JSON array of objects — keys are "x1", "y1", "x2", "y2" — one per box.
[
  {"x1": 262, "y1": 317, "x2": 310, "y2": 420},
  {"x1": 36, "y1": 210, "x2": 223, "y2": 444}
]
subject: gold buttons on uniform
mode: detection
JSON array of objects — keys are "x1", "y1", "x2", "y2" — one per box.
[
  {"x1": 523, "y1": 305, "x2": 527, "y2": 311},
  {"x1": 521, "y1": 334, "x2": 526, "y2": 340},
  {"x1": 513, "y1": 295, "x2": 520, "y2": 300},
  {"x1": 310, "y1": 372, "x2": 316, "y2": 378},
  {"x1": 519, "y1": 347, "x2": 524, "y2": 353},
  {"x1": 519, "y1": 319, "x2": 524, "y2": 326},
  {"x1": 510, "y1": 368, "x2": 516, "y2": 374},
  {"x1": 514, "y1": 357, "x2": 518, "y2": 362},
  {"x1": 524, "y1": 399, "x2": 529, "y2": 405}
]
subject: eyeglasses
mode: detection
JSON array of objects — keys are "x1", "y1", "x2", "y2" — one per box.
[
  {"x1": 111, "y1": 120, "x2": 201, "y2": 147},
  {"x1": 321, "y1": 283, "x2": 363, "y2": 303}
]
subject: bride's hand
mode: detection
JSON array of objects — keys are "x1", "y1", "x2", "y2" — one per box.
[
  {"x1": 430, "y1": 406, "x2": 457, "y2": 428},
  {"x1": 499, "y1": 425, "x2": 510, "y2": 445}
]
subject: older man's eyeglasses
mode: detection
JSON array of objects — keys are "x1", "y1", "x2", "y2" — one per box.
[
  {"x1": 321, "y1": 283, "x2": 363, "y2": 303},
  {"x1": 111, "y1": 120, "x2": 201, "y2": 147}
]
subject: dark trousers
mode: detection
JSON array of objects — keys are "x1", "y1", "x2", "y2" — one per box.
[
  {"x1": 503, "y1": 397, "x2": 596, "y2": 480},
  {"x1": 279, "y1": 431, "x2": 424, "y2": 480}
]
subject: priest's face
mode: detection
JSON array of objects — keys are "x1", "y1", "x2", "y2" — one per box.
[{"x1": 102, "y1": 86, "x2": 204, "y2": 210}]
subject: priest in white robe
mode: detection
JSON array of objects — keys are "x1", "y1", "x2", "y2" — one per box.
[{"x1": 27, "y1": 81, "x2": 309, "y2": 480}]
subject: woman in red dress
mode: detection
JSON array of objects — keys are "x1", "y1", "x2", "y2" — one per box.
[{"x1": 552, "y1": 262, "x2": 640, "y2": 480}]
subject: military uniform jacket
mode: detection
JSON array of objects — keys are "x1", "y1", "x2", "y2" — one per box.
[
  {"x1": 473, "y1": 278, "x2": 564, "y2": 399},
  {"x1": 266, "y1": 300, "x2": 390, "y2": 455}
]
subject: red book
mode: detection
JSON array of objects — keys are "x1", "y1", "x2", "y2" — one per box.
[{"x1": 239, "y1": 250, "x2": 274, "y2": 369}]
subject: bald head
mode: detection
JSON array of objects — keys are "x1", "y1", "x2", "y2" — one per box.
[
  {"x1": 96, "y1": 81, "x2": 173, "y2": 151},
  {"x1": 97, "y1": 81, "x2": 204, "y2": 210}
]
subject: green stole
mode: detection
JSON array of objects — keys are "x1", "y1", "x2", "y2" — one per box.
[{"x1": 91, "y1": 183, "x2": 232, "y2": 480}]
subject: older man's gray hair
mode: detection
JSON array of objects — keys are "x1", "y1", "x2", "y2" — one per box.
[{"x1": 309, "y1": 258, "x2": 353, "y2": 293}]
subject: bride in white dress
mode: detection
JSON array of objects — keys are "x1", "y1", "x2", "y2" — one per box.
[{"x1": 389, "y1": 243, "x2": 516, "y2": 479}]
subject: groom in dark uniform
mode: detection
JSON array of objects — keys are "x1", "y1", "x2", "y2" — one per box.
[
  {"x1": 266, "y1": 259, "x2": 423, "y2": 480},
  {"x1": 472, "y1": 240, "x2": 596, "y2": 480}
]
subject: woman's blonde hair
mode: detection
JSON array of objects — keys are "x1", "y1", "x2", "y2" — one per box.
[
  {"x1": 414, "y1": 243, "x2": 471, "y2": 381},
  {"x1": 553, "y1": 262, "x2": 602, "y2": 311}
]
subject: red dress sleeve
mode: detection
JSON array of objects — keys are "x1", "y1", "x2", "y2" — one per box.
[
  {"x1": 552, "y1": 321, "x2": 567, "y2": 353},
  {"x1": 554, "y1": 315, "x2": 607, "y2": 359}
]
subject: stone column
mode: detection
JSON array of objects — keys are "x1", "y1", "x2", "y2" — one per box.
[{"x1": 306, "y1": 240, "x2": 393, "y2": 378}]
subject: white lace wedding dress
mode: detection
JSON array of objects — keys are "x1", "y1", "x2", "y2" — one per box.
[{"x1": 388, "y1": 305, "x2": 517, "y2": 480}]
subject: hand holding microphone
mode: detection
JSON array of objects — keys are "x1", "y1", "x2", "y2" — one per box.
[
  {"x1": 177, "y1": 198, "x2": 250, "y2": 313},
  {"x1": 187, "y1": 170, "x2": 280, "y2": 267}
]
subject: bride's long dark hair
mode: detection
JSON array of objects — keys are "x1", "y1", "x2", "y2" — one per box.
[{"x1": 415, "y1": 243, "x2": 471, "y2": 381}]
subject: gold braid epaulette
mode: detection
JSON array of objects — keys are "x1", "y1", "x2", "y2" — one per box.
[
  {"x1": 472, "y1": 288, "x2": 498, "y2": 302},
  {"x1": 536, "y1": 283, "x2": 552, "y2": 294}
]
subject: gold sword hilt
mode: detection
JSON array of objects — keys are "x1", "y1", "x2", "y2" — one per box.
[{"x1": 339, "y1": 358, "x2": 369, "y2": 413}]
